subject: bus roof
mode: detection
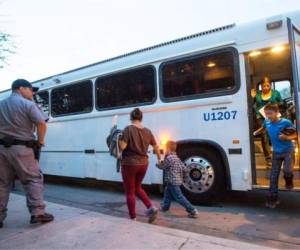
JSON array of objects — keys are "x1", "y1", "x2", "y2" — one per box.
[
  {"x1": 1, "y1": 9, "x2": 300, "y2": 94},
  {"x1": 33, "y1": 23, "x2": 235, "y2": 84}
]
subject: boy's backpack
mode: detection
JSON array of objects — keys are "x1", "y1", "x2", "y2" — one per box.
[{"x1": 106, "y1": 125, "x2": 123, "y2": 172}]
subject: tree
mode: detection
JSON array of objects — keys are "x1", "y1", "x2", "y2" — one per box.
[{"x1": 0, "y1": 31, "x2": 14, "y2": 69}]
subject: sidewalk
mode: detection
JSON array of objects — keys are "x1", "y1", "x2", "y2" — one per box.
[{"x1": 0, "y1": 194, "x2": 274, "y2": 249}]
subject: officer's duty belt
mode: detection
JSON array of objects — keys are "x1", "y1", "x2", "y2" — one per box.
[{"x1": 0, "y1": 139, "x2": 36, "y2": 148}]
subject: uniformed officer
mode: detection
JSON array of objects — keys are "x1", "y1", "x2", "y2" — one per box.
[
  {"x1": 10, "y1": 86, "x2": 49, "y2": 190},
  {"x1": 0, "y1": 79, "x2": 54, "y2": 228}
]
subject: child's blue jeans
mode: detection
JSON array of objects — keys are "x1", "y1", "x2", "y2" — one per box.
[
  {"x1": 161, "y1": 184, "x2": 195, "y2": 213},
  {"x1": 269, "y1": 149, "x2": 294, "y2": 197}
]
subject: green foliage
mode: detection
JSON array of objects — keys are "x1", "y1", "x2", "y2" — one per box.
[{"x1": 0, "y1": 31, "x2": 14, "y2": 69}]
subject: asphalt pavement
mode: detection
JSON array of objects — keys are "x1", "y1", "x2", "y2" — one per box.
[
  {"x1": 10, "y1": 180, "x2": 300, "y2": 249},
  {"x1": 0, "y1": 193, "x2": 275, "y2": 249}
]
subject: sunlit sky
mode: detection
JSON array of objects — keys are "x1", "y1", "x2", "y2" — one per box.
[{"x1": 1, "y1": 0, "x2": 300, "y2": 91}]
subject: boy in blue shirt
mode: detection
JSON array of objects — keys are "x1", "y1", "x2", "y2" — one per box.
[{"x1": 254, "y1": 103, "x2": 297, "y2": 208}]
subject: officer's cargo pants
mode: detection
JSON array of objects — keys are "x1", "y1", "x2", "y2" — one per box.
[{"x1": 0, "y1": 145, "x2": 46, "y2": 222}]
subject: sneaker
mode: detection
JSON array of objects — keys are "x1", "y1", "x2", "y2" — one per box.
[
  {"x1": 265, "y1": 198, "x2": 280, "y2": 209},
  {"x1": 30, "y1": 213, "x2": 54, "y2": 224},
  {"x1": 159, "y1": 206, "x2": 169, "y2": 212},
  {"x1": 188, "y1": 209, "x2": 199, "y2": 218},
  {"x1": 146, "y1": 207, "x2": 158, "y2": 224},
  {"x1": 0, "y1": 222, "x2": 3, "y2": 228},
  {"x1": 285, "y1": 183, "x2": 294, "y2": 190},
  {"x1": 284, "y1": 175, "x2": 294, "y2": 190}
]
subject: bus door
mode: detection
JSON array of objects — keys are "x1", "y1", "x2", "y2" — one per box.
[
  {"x1": 247, "y1": 19, "x2": 300, "y2": 189},
  {"x1": 288, "y1": 18, "x2": 300, "y2": 163}
]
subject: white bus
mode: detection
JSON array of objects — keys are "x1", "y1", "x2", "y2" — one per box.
[{"x1": 1, "y1": 10, "x2": 300, "y2": 204}]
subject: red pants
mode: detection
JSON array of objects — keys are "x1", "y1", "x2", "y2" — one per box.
[{"x1": 121, "y1": 164, "x2": 152, "y2": 219}]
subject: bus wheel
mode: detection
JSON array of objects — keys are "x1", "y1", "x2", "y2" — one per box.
[{"x1": 179, "y1": 147, "x2": 225, "y2": 205}]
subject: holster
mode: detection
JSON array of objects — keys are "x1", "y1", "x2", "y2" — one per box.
[
  {"x1": 30, "y1": 142, "x2": 41, "y2": 161},
  {"x1": 0, "y1": 136, "x2": 41, "y2": 160}
]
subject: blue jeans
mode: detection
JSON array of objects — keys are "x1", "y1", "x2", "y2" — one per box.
[
  {"x1": 161, "y1": 184, "x2": 195, "y2": 213},
  {"x1": 269, "y1": 149, "x2": 295, "y2": 197}
]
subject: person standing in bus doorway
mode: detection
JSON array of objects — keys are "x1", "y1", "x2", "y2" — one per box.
[
  {"x1": 251, "y1": 77, "x2": 283, "y2": 165},
  {"x1": 254, "y1": 104, "x2": 297, "y2": 208},
  {"x1": 0, "y1": 79, "x2": 54, "y2": 229},
  {"x1": 118, "y1": 108, "x2": 161, "y2": 223}
]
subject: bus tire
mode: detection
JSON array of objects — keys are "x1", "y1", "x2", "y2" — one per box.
[{"x1": 178, "y1": 146, "x2": 225, "y2": 205}]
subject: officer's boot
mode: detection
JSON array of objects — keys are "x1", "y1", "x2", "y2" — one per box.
[
  {"x1": 0, "y1": 222, "x2": 3, "y2": 228},
  {"x1": 30, "y1": 213, "x2": 54, "y2": 224},
  {"x1": 284, "y1": 173, "x2": 294, "y2": 190}
]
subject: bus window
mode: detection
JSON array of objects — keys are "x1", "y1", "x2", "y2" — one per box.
[
  {"x1": 274, "y1": 80, "x2": 291, "y2": 99},
  {"x1": 34, "y1": 91, "x2": 49, "y2": 115},
  {"x1": 161, "y1": 48, "x2": 238, "y2": 101},
  {"x1": 95, "y1": 66, "x2": 155, "y2": 110},
  {"x1": 51, "y1": 80, "x2": 93, "y2": 117}
]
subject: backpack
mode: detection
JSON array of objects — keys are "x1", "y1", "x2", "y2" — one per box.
[{"x1": 106, "y1": 125, "x2": 123, "y2": 172}]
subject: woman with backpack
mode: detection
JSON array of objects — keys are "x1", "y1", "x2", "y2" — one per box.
[{"x1": 118, "y1": 108, "x2": 161, "y2": 223}]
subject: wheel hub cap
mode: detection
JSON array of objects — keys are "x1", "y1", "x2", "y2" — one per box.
[{"x1": 183, "y1": 156, "x2": 215, "y2": 194}]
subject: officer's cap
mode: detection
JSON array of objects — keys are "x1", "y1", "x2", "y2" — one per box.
[{"x1": 11, "y1": 79, "x2": 39, "y2": 92}]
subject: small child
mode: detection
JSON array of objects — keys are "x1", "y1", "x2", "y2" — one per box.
[
  {"x1": 254, "y1": 103, "x2": 297, "y2": 208},
  {"x1": 157, "y1": 141, "x2": 198, "y2": 218}
]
